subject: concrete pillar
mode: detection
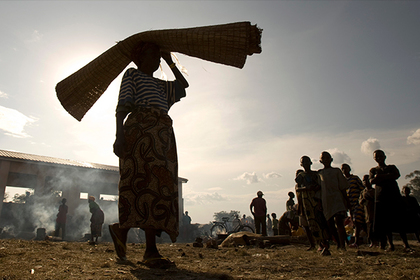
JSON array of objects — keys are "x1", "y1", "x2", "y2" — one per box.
[
  {"x1": 34, "y1": 169, "x2": 46, "y2": 197},
  {"x1": 0, "y1": 160, "x2": 11, "y2": 220},
  {"x1": 178, "y1": 178, "x2": 188, "y2": 227},
  {"x1": 65, "y1": 185, "x2": 80, "y2": 217}
]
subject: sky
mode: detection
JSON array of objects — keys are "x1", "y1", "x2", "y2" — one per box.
[{"x1": 1, "y1": 1, "x2": 420, "y2": 224}]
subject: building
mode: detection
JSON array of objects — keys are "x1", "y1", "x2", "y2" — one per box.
[{"x1": 0, "y1": 149, "x2": 187, "y2": 236}]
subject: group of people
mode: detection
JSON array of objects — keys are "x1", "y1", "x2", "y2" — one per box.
[
  {"x1": 293, "y1": 150, "x2": 419, "y2": 255},
  {"x1": 91, "y1": 38, "x2": 418, "y2": 266},
  {"x1": 250, "y1": 150, "x2": 420, "y2": 256},
  {"x1": 54, "y1": 196, "x2": 104, "y2": 244},
  {"x1": 250, "y1": 191, "x2": 299, "y2": 237}
]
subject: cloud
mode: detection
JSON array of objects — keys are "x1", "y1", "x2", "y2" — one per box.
[
  {"x1": 25, "y1": 30, "x2": 43, "y2": 43},
  {"x1": 0, "y1": 106, "x2": 38, "y2": 138},
  {"x1": 407, "y1": 129, "x2": 420, "y2": 145},
  {"x1": 234, "y1": 172, "x2": 261, "y2": 184},
  {"x1": 208, "y1": 187, "x2": 222, "y2": 191},
  {"x1": 263, "y1": 172, "x2": 282, "y2": 179},
  {"x1": 0, "y1": 90, "x2": 8, "y2": 99},
  {"x1": 184, "y1": 192, "x2": 227, "y2": 206},
  {"x1": 327, "y1": 148, "x2": 352, "y2": 165},
  {"x1": 361, "y1": 137, "x2": 381, "y2": 155}
]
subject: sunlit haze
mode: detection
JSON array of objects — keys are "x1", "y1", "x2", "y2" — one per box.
[{"x1": 1, "y1": 1, "x2": 420, "y2": 224}]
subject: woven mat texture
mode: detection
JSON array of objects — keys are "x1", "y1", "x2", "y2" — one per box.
[{"x1": 56, "y1": 22, "x2": 262, "y2": 121}]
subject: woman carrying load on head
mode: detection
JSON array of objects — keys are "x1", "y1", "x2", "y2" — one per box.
[{"x1": 109, "y1": 41, "x2": 189, "y2": 268}]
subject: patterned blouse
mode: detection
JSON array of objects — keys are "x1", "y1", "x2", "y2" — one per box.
[{"x1": 116, "y1": 68, "x2": 186, "y2": 113}]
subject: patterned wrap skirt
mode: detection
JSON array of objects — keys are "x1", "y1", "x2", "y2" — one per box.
[{"x1": 118, "y1": 106, "x2": 179, "y2": 242}]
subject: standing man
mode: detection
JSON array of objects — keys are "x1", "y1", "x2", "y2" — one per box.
[
  {"x1": 250, "y1": 191, "x2": 267, "y2": 236},
  {"x1": 55, "y1": 198, "x2": 68, "y2": 240}
]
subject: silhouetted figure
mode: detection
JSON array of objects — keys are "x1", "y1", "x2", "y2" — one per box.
[
  {"x1": 369, "y1": 150, "x2": 411, "y2": 251},
  {"x1": 401, "y1": 186, "x2": 420, "y2": 242},
  {"x1": 250, "y1": 191, "x2": 267, "y2": 236},
  {"x1": 181, "y1": 211, "x2": 192, "y2": 241},
  {"x1": 286, "y1": 192, "x2": 295, "y2": 211},
  {"x1": 55, "y1": 198, "x2": 68, "y2": 240},
  {"x1": 277, "y1": 206, "x2": 299, "y2": 236},
  {"x1": 295, "y1": 156, "x2": 330, "y2": 255},
  {"x1": 341, "y1": 163, "x2": 367, "y2": 248},
  {"x1": 359, "y1": 174, "x2": 377, "y2": 247},
  {"x1": 88, "y1": 196, "x2": 104, "y2": 244},
  {"x1": 318, "y1": 151, "x2": 349, "y2": 250},
  {"x1": 110, "y1": 41, "x2": 189, "y2": 268},
  {"x1": 241, "y1": 214, "x2": 248, "y2": 225},
  {"x1": 266, "y1": 214, "x2": 273, "y2": 236},
  {"x1": 271, "y1": 213, "x2": 279, "y2": 236}
]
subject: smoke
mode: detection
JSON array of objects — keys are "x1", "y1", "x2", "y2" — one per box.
[{"x1": 1, "y1": 166, "x2": 120, "y2": 240}]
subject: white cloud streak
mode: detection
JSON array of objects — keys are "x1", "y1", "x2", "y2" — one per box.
[
  {"x1": 327, "y1": 148, "x2": 352, "y2": 165},
  {"x1": 184, "y1": 192, "x2": 227, "y2": 206},
  {"x1": 25, "y1": 30, "x2": 43, "y2": 43},
  {"x1": 0, "y1": 90, "x2": 8, "y2": 99},
  {"x1": 233, "y1": 172, "x2": 261, "y2": 184},
  {"x1": 263, "y1": 172, "x2": 282, "y2": 179},
  {"x1": 0, "y1": 106, "x2": 37, "y2": 138},
  {"x1": 407, "y1": 129, "x2": 420, "y2": 145},
  {"x1": 361, "y1": 137, "x2": 381, "y2": 155}
]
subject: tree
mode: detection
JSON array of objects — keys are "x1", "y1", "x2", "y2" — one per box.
[
  {"x1": 213, "y1": 210, "x2": 241, "y2": 222},
  {"x1": 404, "y1": 170, "x2": 420, "y2": 201}
]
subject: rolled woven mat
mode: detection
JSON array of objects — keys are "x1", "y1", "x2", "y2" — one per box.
[{"x1": 56, "y1": 21, "x2": 262, "y2": 121}]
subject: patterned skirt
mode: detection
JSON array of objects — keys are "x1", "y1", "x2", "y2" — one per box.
[
  {"x1": 300, "y1": 190, "x2": 329, "y2": 242},
  {"x1": 118, "y1": 106, "x2": 179, "y2": 242}
]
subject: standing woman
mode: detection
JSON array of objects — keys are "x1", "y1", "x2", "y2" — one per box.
[
  {"x1": 88, "y1": 196, "x2": 104, "y2": 244},
  {"x1": 369, "y1": 150, "x2": 411, "y2": 251},
  {"x1": 110, "y1": 42, "x2": 189, "y2": 268},
  {"x1": 295, "y1": 156, "x2": 330, "y2": 255}
]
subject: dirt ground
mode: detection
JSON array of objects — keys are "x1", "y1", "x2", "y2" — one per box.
[{"x1": 0, "y1": 238, "x2": 420, "y2": 280}]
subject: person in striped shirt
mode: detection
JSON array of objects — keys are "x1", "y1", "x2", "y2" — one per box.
[
  {"x1": 109, "y1": 41, "x2": 188, "y2": 268},
  {"x1": 341, "y1": 163, "x2": 366, "y2": 248}
]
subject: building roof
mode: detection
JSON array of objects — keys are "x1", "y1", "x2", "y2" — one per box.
[
  {"x1": 0, "y1": 149, "x2": 118, "y2": 172},
  {"x1": 0, "y1": 150, "x2": 188, "y2": 181}
]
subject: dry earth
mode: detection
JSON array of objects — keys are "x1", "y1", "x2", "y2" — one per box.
[{"x1": 0, "y1": 238, "x2": 420, "y2": 280}]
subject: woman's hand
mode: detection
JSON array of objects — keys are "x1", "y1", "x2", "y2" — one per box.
[
  {"x1": 161, "y1": 51, "x2": 173, "y2": 64},
  {"x1": 161, "y1": 50, "x2": 189, "y2": 88},
  {"x1": 113, "y1": 133, "x2": 126, "y2": 158},
  {"x1": 114, "y1": 111, "x2": 128, "y2": 158}
]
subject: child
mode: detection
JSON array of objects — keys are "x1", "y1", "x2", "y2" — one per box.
[
  {"x1": 359, "y1": 174, "x2": 376, "y2": 247},
  {"x1": 318, "y1": 151, "x2": 349, "y2": 250},
  {"x1": 271, "y1": 213, "x2": 279, "y2": 236},
  {"x1": 286, "y1": 192, "x2": 295, "y2": 211},
  {"x1": 266, "y1": 214, "x2": 273, "y2": 236},
  {"x1": 341, "y1": 163, "x2": 366, "y2": 248}
]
